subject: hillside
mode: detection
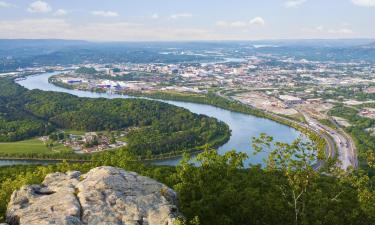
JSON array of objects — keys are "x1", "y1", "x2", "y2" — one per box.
[
  {"x1": 1, "y1": 146, "x2": 375, "y2": 224},
  {"x1": 0, "y1": 78, "x2": 229, "y2": 157}
]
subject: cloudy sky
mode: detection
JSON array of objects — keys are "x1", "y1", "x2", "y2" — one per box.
[{"x1": 0, "y1": 0, "x2": 374, "y2": 41}]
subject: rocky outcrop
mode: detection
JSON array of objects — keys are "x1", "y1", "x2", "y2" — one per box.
[{"x1": 6, "y1": 166, "x2": 180, "y2": 225}]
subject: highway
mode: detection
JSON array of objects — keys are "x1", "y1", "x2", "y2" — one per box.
[
  {"x1": 328, "y1": 117, "x2": 358, "y2": 168},
  {"x1": 215, "y1": 92, "x2": 357, "y2": 170},
  {"x1": 302, "y1": 114, "x2": 358, "y2": 170},
  {"x1": 268, "y1": 113, "x2": 336, "y2": 164},
  {"x1": 265, "y1": 111, "x2": 357, "y2": 170}
]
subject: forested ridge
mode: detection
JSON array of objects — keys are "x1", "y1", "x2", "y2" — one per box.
[
  {"x1": 0, "y1": 78, "x2": 229, "y2": 156},
  {"x1": 1, "y1": 135, "x2": 375, "y2": 224}
]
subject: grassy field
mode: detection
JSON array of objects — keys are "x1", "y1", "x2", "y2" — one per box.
[
  {"x1": 62, "y1": 129, "x2": 86, "y2": 135},
  {"x1": 0, "y1": 139, "x2": 70, "y2": 155}
]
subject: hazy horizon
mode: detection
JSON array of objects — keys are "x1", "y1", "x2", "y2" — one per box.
[{"x1": 1, "y1": 0, "x2": 375, "y2": 41}]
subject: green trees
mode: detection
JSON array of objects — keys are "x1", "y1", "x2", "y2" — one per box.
[
  {"x1": 252, "y1": 134, "x2": 317, "y2": 225},
  {"x1": 125, "y1": 91, "x2": 327, "y2": 154},
  {"x1": 1, "y1": 135, "x2": 375, "y2": 224},
  {"x1": 75, "y1": 67, "x2": 98, "y2": 74},
  {"x1": 0, "y1": 78, "x2": 230, "y2": 157},
  {"x1": 172, "y1": 135, "x2": 375, "y2": 225}
]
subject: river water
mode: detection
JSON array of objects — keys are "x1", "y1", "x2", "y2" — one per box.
[{"x1": 0, "y1": 72, "x2": 302, "y2": 167}]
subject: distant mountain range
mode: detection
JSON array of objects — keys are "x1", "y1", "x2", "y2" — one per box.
[
  {"x1": 1, "y1": 39, "x2": 375, "y2": 72},
  {"x1": 0, "y1": 39, "x2": 89, "y2": 48},
  {"x1": 1, "y1": 38, "x2": 375, "y2": 48}
]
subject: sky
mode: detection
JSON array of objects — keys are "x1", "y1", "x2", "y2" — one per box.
[{"x1": 0, "y1": 0, "x2": 374, "y2": 41}]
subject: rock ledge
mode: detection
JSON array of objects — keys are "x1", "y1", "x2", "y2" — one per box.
[{"x1": 6, "y1": 166, "x2": 180, "y2": 225}]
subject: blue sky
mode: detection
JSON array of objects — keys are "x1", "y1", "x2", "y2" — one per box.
[{"x1": 0, "y1": 0, "x2": 374, "y2": 41}]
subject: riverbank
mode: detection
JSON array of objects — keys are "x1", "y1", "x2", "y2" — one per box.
[
  {"x1": 140, "y1": 91, "x2": 329, "y2": 158},
  {"x1": 51, "y1": 77, "x2": 329, "y2": 156},
  {"x1": 0, "y1": 127, "x2": 230, "y2": 164},
  {"x1": 64, "y1": 85, "x2": 329, "y2": 158},
  {"x1": 0, "y1": 74, "x2": 230, "y2": 164},
  {"x1": 14, "y1": 72, "x2": 310, "y2": 166}
]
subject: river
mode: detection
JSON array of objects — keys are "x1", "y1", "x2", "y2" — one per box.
[{"x1": 0, "y1": 72, "x2": 302, "y2": 167}]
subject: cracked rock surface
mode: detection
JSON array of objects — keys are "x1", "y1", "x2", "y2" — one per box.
[{"x1": 6, "y1": 166, "x2": 180, "y2": 225}]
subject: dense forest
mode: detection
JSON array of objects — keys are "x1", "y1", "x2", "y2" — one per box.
[
  {"x1": 0, "y1": 78, "x2": 229, "y2": 157},
  {"x1": 1, "y1": 135, "x2": 375, "y2": 225}
]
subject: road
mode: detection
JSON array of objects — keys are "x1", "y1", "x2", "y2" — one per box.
[
  {"x1": 302, "y1": 114, "x2": 357, "y2": 170},
  {"x1": 218, "y1": 91, "x2": 337, "y2": 165},
  {"x1": 268, "y1": 112, "x2": 336, "y2": 164},
  {"x1": 217, "y1": 91, "x2": 356, "y2": 170},
  {"x1": 328, "y1": 117, "x2": 358, "y2": 168}
]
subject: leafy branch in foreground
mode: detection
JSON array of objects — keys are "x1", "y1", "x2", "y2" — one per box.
[
  {"x1": 2, "y1": 135, "x2": 375, "y2": 224},
  {"x1": 252, "y1": 133, "x2": 319, "y2": 225}
]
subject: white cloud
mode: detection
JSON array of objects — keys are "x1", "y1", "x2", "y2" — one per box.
[
  {"x1": 0, "y1": 1, "x2": 14, "y2": 8},
  {"x1": 27, "y1": 1, "x2": 52, "y2": 13},
  {"x1": 249, "y1": 17, "x2": 265, "y2": 26},
  {"x1": 328, "y1": 28, "x2": 353, "y2": 34},
  {"x1": 91, "y1": 11, "x2": 119, "y2": 17},
  {"x1": 54, "y1": 9, "x2": 67, "y2": 16},
  {"x1": 217, "y1": 17, "x2": 265, "y2": 28},
  {"x1": 216, "y1": 21, "x2": 248, "y2": 28},
  {"x1": 285, "y1": 0, "x2": 307, "y2": 8},
  {"x1": 0, "y1": 19, "x2": 70, "y2": 38},
  {"x1": 216, "y1": 21, "x2": 228, "y2": 27},
  {"x1": 0, "y1": 19, "x2": 364, "y2": 41},
  {"x1": 151, "y1": 13, "x2": 159, "y2": 19},
  {"x1": 232, "y1": 21, "x2": 248, "y2": 27},
  {"x1": 351, "y1": 0, "x2": 375, "y2": 6},
  {"x1": 301, "y1": 25, "x2": 325, "y2": 32},
  {"x1": 170, "y1": 13, "x2": 193, "y2": 19},
  {"x1": 0, "y1": 19, "x2": 215, "y2": 41},
  {"x1": 302, "y1": 25, "x2": 353, "y2": 35}
]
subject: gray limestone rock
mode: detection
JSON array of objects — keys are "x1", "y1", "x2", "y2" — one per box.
[{"x1": 6, "y1": 166, "x2": 180, "y2": 225}]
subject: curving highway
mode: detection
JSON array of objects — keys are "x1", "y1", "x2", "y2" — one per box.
[
  {"x1": 300, "y1": 113, "x2": 357, "y2": 170},
  {"x1": 220, "y1": 90, "x2": 357, "y2": 170}
]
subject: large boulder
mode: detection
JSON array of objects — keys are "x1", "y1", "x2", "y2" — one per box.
[{"x1": 6, "y1": 166, "x2": 180, "y2": 225}]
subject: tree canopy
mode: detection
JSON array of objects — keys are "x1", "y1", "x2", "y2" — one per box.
[
  {"x1": 0, "y1": 78, "x2": 229, "y2": 157},
  {"x1": 1, "y1": 135, "x2": 375, "y2": 224}
]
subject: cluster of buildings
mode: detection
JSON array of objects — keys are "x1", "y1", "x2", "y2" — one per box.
[
  {"x1": 41, "y1": 131, "x2": 127, "y2": 154},
  {"x1": 8, "y1": 52, "x2": 375, "y2": 120},
  {"x1": 359, "y1": 108, "x2": 375, "y2": 120}
]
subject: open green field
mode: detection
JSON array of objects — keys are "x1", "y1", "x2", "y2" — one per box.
[
  {"x1": 62, "y1": 129, "x2": 86, "y2": 135},
  {"x1": 0, "y1": 139, "x2": 70, "y2": 155}
]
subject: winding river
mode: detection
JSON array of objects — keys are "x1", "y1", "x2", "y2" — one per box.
[{"x1": 0, "y1": 72, "x2": 302, "y2": 167}]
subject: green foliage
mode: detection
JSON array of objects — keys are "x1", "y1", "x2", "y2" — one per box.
[
  {"x1": 321, "y1": 86, "x2": 375, "y2": 101},
  {"x1": 1, "y1": 136, "x2": 375, "y2": 224},
  {"x1": 318, "y1": 119, "x2": 336, "y2": 129},
  {"x1": 131, "y1": 91, "x2": 327, "y2": 154},
  {"x1": 0, "y1": 138, "x2": 61, "y2": 155},
  {"x1": 171, "y1": 143, "x2": 374, "y2": 225},
  {"x1": 253, "y1": 134, "x2": 318, "y2": 225},
  {"x1": 0, "y1": 78, "x2": 229, "y2": 158},
  {"x1": 75, "y1": 67, "x2": 97, "y2": 74}
]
